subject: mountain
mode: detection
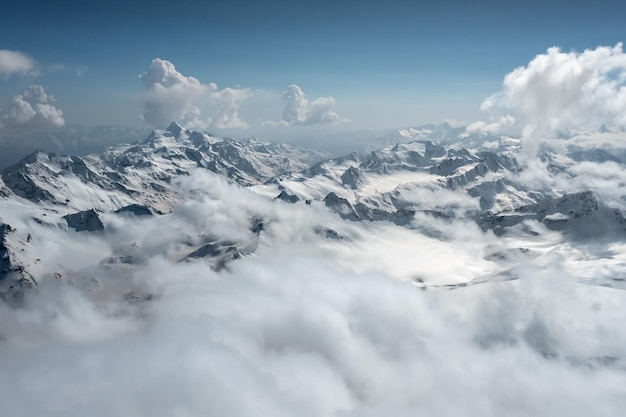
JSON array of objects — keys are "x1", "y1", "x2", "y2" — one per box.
[
  {"x1": 366, "y1": 122, "x2": 519, "y2": 153},
  {"x1": 2, "y1": 121, "x2": 626, "y2": 415},
  {"x1": 0, "y1": 124, "x2": 150, "y2": 169},
  {"x1": 478, "y1": 191, "x2": 626, "y2": 237},
  {"x1": 1, "y1": 122, "x2": 626, "y2": 303},
  {"x1": 0, "y1": 122, "x2": 329, "y2": 214},
  {"x1": 0, "y1": 123, "x2": 331, "y2": 301}
]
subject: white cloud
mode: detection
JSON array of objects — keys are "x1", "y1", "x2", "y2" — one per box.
[
  {"x1": 140, "y1": 58, "x2": 249, "y2": 130},
  {"x1": 467, "y1": 114, "x2": 517, "y2": 135},
  {"x1": 266, "y1": 84, "x2": 348, "y2": 126},
  {"x1": 0, "y1": 50, "x2": 35, "y2": 77},
  {"x1": 210, "y1": 87, "x2": 250, "y2": 129},
  {"x1": 472, "y1": 43, "x2": 626, "y2": 144},
  {"x1": 1, "y1": 168, "x2": 626, "y2": 416},
  {"x1": 0, "y1": 85, "x2": 65, "y2": 128},
  {"x1": 139, "y1": 58, "x2": 208, "y2": 129}
]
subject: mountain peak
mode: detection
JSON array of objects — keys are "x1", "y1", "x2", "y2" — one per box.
[
  {"x1": 6, "y1": 149, "x2": 48, "y2": 169},
  {"x1": 165, "y1": 122, "x2": 184, "y2": 138}
]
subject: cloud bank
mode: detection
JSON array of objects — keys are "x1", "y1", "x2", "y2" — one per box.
[
  {"x1": 266, "y1": 84, "x2": 348, "y2": 126},
  {"x1": 1, "y1": 169, "x2": 625, "y2": 417},
  {"x1": 140, "y1": 58, "x2": 249, "y2": 130},
  {"x1": 0, "y1": 50, "x2": 36, "y2": 77},
  {"x1": 0, "y1": 85, "x2": 65, "y2": 129},
  {"x1": 469, "y1": 43, "x2": 626, "y2": 142}
]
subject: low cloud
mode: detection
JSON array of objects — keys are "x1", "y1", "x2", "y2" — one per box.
[
  {"x1": 0, "y1": 50, "x2": 36, "y2": 77},
  {"x1": 0, "y1": 156, "x2": 625, "y2": 417},
  {"x1": 467, "y1": 114, "x2": 517, "y2": 135},
  {"x1": 471, "y1": 43, "x2": 626, "y2": 146},
  {"x1": 0, "y1": 85, "x2": 65, "y2": 129},
  {"x1": 140, "y1": 58, "x2": 249, "y2": 130},
  {"x1": 1, "y1": 170, "x2": 625, "y2": 416},
  {"x1": 265, "y1": 84, "x2": 348, "y2": 126}
]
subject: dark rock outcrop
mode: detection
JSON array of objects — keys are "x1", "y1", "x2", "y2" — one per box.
[
  {"x1": 115, "y1": 204, "x2": 153, "y2": 216},
  {"x1": 340, "y1": 166, "x2": 365, "y2": 189},
  {"x1": 275, "y1": 190, "x2": 300, "y2": 204},
  {"x1": 63, "y1": 209, "x2": 104, "y2": 232},
  {"x1": 0, "y1": 223, "x2": 36, "y2": 304}
]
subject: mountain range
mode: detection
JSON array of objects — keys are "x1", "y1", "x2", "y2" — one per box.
[
  {"x1": 2, "y1": 122, "x2": 626, "y2": 303},
  {"x1": 2, "y1": 121, "x2": 626, "y2": 417}
]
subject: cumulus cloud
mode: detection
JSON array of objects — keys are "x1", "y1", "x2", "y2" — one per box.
[
  {"x1": 0, "y1": 85, "x2": 65, "y2": 129},
  {"x1": 266, "y1": 84, "x2": 348, "y2": 126},
  {"x1": 0, "y1": 50, "x2": 36, "y2": 77},
  {"x1": 140, "y1": 58, "x2": 249, "y2": 130},
  {"x1": 472, "y1": 43, "x2": 626, "y2": 144},
  {"x1": 210, "y1": 87, "x2": 250, "y2": 129}
]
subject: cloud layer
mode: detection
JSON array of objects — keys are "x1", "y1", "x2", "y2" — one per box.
[
  {"x1": 1, "y1": 169, "x2": 626, "y2": 417},
  {"x1": 469, "y1": 43, "x2": 626, "y2": 142},
  {"x1": 140, "y1": 58, "x2": 249, "y2": 130},
  {"x1": 0, "y1": 50, "x2": 35, "y2": 77},
  {"x1": 2, "y1": 43, "x2": 626, "y2": 417},
  {"x1": 0, "y1": 85, "x2": 65, "y2": 128},
  {"x1": 266, "y1": 84, "x2": 347, "y2": 126}
]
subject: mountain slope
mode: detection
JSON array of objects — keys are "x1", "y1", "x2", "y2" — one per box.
[
  {"x1": 1, "y1": 123, "x2": 626, "y2": 303},
  {"x1": 0, "y1": 122, "x2": 328, "y2": 214}
]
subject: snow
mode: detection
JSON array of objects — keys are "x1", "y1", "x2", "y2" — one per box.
[
  {"x1": 357, "y1": 171, "x2": 438, "y2": 197},
  {"x1": 3, "y1": 123, "x2": 626, "y2": 415}
]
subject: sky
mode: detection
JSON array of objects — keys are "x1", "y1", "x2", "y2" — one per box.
[{"x1": 1, "y1": 0, "x2": 626, "y2": 140}]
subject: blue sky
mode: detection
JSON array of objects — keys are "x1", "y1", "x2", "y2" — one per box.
[{"x1": 1, "y1": 0, "x2": 625, "y2": 136}]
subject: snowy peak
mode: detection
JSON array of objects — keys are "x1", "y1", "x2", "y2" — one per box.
[
  {"x1": 2, "y1": 123, "x2": 626, "y2": 307},
  {"x1": 165, "y1": 121, "x2": 184, "y2": 138},
  {"x1": 479, "y1": 191, "x2": 626, "y2": 237},
  {"x1": 368, "y1": 122, "x2": 514, "y2": 153},
  {"x1": 0, "y1": 125, "x2": 328, "y2": 214},
  {"x1": 262, "y1": 132, "x2": 626, "y2": 240},
  {"x1": 340, "y1": 166, "x2": 365, "y2": 189}
]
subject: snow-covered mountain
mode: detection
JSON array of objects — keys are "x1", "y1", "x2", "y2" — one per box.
[
  {"x1": 0, "y1": 123, "x2": 331, "y2": 300},
  {"x1": 0, "y1": 124, "x2": 149, "y2": 170},
  {"x1": 0, "y1": 122, "x2": 328, "y2": 214},
  {"x1": 3, "y1": 122, "x2": 626, "y2": 416},
  {"x1": 1, "y1": 122, "x2": 626, "y2": 303},
  {"x1": 366, "y1": 122, "x2": 521, "y2": 153}
]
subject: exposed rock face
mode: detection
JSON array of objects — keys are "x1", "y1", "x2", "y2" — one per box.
[
  {"x1": 0, "y1": 224, "x2": 14, "y2": 277},
  {"x1": 0, "y1": 153, "x2": 57, "y2": 202},
  {"x1": 115, "y1": 204, "x2": 153, "y2": 216},
  {"x1": 0, "y1": 223, "x2": 36, "y2": 304},
  {"x1": 340, "y1": 166, "x2": 365, "y2": 189},
  {"x1": 324, "y1": 192, "x2": 416, "y2": 226},
  {"x1": 569, "y1": 149, "x2": 621, "y2": 164},
  {"x1": 250, "y1": 217, "x2": 265, "y2": 235},
  {"x1": 324, "y1": 192, "x2": 360, "y2": 221},
  {"x1": 478, "y1": 191, "x2": 626, "y2": 237},
  {"x1": 182, "y1": 239, "x2": 256, "y2": 271},
  {"x1": 314, "y1": 226, "x2": 344, "y2": 240},
  {"x1": 63, "y1": 209, "x2": 105, "y2": 232},
  {"x1": 275, "y1": 190, "x2": 300, "y2": 204}
]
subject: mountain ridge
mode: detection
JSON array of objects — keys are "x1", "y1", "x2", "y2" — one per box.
[{"x1": 1, "y1": 122, "x2": 626, "y2": 302}]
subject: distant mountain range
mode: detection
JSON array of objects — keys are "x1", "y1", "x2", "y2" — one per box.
[{"x1": 0, "y1": 124, "x2": 150, "y2": 169}]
